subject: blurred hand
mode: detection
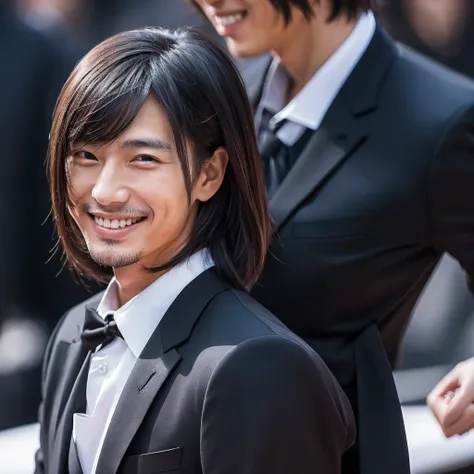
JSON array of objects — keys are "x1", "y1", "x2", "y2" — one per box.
[{"x1": 427, "y1": 358, "x2": 474, "y2": 437}]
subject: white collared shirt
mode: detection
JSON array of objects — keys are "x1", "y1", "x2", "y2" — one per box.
[
  {"x1": 73, "y1": 249, "x2": 214, "y2": 474},
  {"x1": 256, "y1": 11, "x2": 376, "y2": 146}
]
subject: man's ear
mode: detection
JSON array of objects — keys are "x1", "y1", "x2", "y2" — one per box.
[{"x1": 194, "y1": 147, "x2": 229, "y2": 202}]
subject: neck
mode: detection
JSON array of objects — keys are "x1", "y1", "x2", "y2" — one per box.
[
  {"x1": 273, "y1": 12, "x2": 360, "y2": 103},
  {"x1": 114, "y1": 265, "x2": 165, "y2": 306},
  {"x1": 112, "y1": 219, "x2": 197, "y2": 305}
]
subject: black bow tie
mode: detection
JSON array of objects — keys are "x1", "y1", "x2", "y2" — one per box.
[{"x1": 81, "y1": 306, "x2": 123, "y2": 351}]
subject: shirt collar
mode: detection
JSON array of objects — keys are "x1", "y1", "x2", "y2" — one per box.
[
  {"x1": 258, "y1": 11, "x2": 376, "y2": 132},
  {"x1": 96, "y1": 249, "x2": 214, "y2": 358}
]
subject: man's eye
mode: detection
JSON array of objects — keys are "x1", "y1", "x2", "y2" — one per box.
[
  {"x1": 76, "y1": 151, "x2": 97, "y2": 160},
  {"x1": 135, "y1": 155, "x2": 158, "y2": 163}
]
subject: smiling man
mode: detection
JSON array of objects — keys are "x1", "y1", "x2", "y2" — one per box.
[{"x1": 34, "y1": 27, "x2": 355, "y2": 474}]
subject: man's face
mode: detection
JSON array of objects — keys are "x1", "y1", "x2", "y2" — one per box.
[
  {"x1": 67, "y1": 96, "x2": 198, "y2": 270},
  {"x1": 194, "y1": 0, "x2": 308, "y2": 58}
]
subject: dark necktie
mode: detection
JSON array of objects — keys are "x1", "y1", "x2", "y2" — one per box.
[
  {"x1": 259, "y1": 112, "x2": 291, "y2": 198},
  {"x1": 81, "y1": 306, "x2": 123, "y2": 352}
]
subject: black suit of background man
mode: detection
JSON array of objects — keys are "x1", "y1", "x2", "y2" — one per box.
[{"x1": 240, "y1": 24, "x2": 474, "y2": 474}]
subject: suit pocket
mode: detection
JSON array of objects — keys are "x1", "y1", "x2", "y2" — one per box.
[{"x1": 120, "y1": 447, "x2": 182, "y2": 474}]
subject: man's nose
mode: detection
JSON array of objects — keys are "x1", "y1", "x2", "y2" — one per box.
[{"x1": 91, "y1": 163, "x2": 130, "y2": 206}]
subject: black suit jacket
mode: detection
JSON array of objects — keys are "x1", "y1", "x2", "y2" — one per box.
[
  {"x1": 240, "y1": 25, "x2": 474, "y2": 474},
  {"x1": 35, "y1": 269, "x2": 355, "y2": 474}
]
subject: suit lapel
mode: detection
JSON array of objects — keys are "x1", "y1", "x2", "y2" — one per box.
[
  {"x1": 47, "y1": 294, "x2": 103, "y2": 474},
  {"x1": 268, "y1": 25, "x2": 398, "y2": 230},
  {"x1": 68, "y1": 419, "x2": 85, "y2": 474},
  {"x1": 96, "y1": 269, "x2": 230, "y2": 474},
  {"x1": 96, "y1": 341, "x2": 181, "y2": 474},
  {"x1": 269, "y1": 97, "x2": 365, "y2": 230},
  {"x1": 239, "y1": 51, "x2": 364, "y2": 230},
  {"x1": 50, "y1": 341, "x2": 90, "y2": 474}
]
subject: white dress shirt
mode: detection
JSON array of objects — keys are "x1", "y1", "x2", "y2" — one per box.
[
  {"x1": 72, "y1": 249, "x2": 214, "y2": 474},
  {"x1": 256, "y1": 11, "x2": 376, "y2": 146}
]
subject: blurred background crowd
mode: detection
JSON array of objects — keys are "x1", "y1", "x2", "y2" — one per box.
[{"x1": 1, "y1": 0, "x2": 474, "y2": 432}]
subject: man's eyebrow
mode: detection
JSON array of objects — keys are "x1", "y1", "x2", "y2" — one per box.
[{"x1": 119, "y1": 138, "x2": 173, "y2": 151}]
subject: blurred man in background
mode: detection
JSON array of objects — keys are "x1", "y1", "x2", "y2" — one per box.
[
  {"x1": 382, "y1": 0, "x2": 474, "y2": 79},
  {"x1": 0, "y1": 0, "x2": 89, "y2": 429},
  {"x1": 192, "y1": 1, "x2": 474, "y2": 473},
  {"x1": 17, "y1": 0, "x2": 220, "y2": 50}
]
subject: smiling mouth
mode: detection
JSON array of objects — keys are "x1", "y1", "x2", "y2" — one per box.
[
  {"x1": 215, "y1": 11, "x2": 247, "y2": 28},
  {"x1": 89, "y1": 214, "x2": 147, "y2": 230}
]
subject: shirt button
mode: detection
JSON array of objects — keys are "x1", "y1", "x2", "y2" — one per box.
[{"x1": 97, "y1": 362, "x2": 108, "y2": 375}]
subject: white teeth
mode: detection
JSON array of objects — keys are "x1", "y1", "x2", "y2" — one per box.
[
  {"x1": 94, "y1": 216, "x2": 142, "y2": 229},
  {"x1": 216, "y1": 13, "x2": 244, "y2": 26}
]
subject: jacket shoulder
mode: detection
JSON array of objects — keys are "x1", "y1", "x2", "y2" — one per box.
[
  {"x1": 201, "y1": 288, "x2": 312, "y2": 351},
  {"x1": 390, "y1": 43, "x2": 474, "y2": 111}
]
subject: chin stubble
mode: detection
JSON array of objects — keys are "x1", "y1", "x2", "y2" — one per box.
[{"x1": 87, "y1": 242, "x2": 143, "y2": 269}]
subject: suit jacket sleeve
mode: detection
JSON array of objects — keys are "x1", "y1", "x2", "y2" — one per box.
[
  {"x1": 429, "y1": 103, "x2": 474, "y2": 289},
  {"x1": 200, "y1": 335, "x2": 355, "y2": 474},
  {"x1": 34, "y1": 312, "x2": 68, "y2": 474}
]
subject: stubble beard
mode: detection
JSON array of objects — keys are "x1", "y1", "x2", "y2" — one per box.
[{"x1": 87, "y1": 240, "x2": 143, "y2": 269}]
